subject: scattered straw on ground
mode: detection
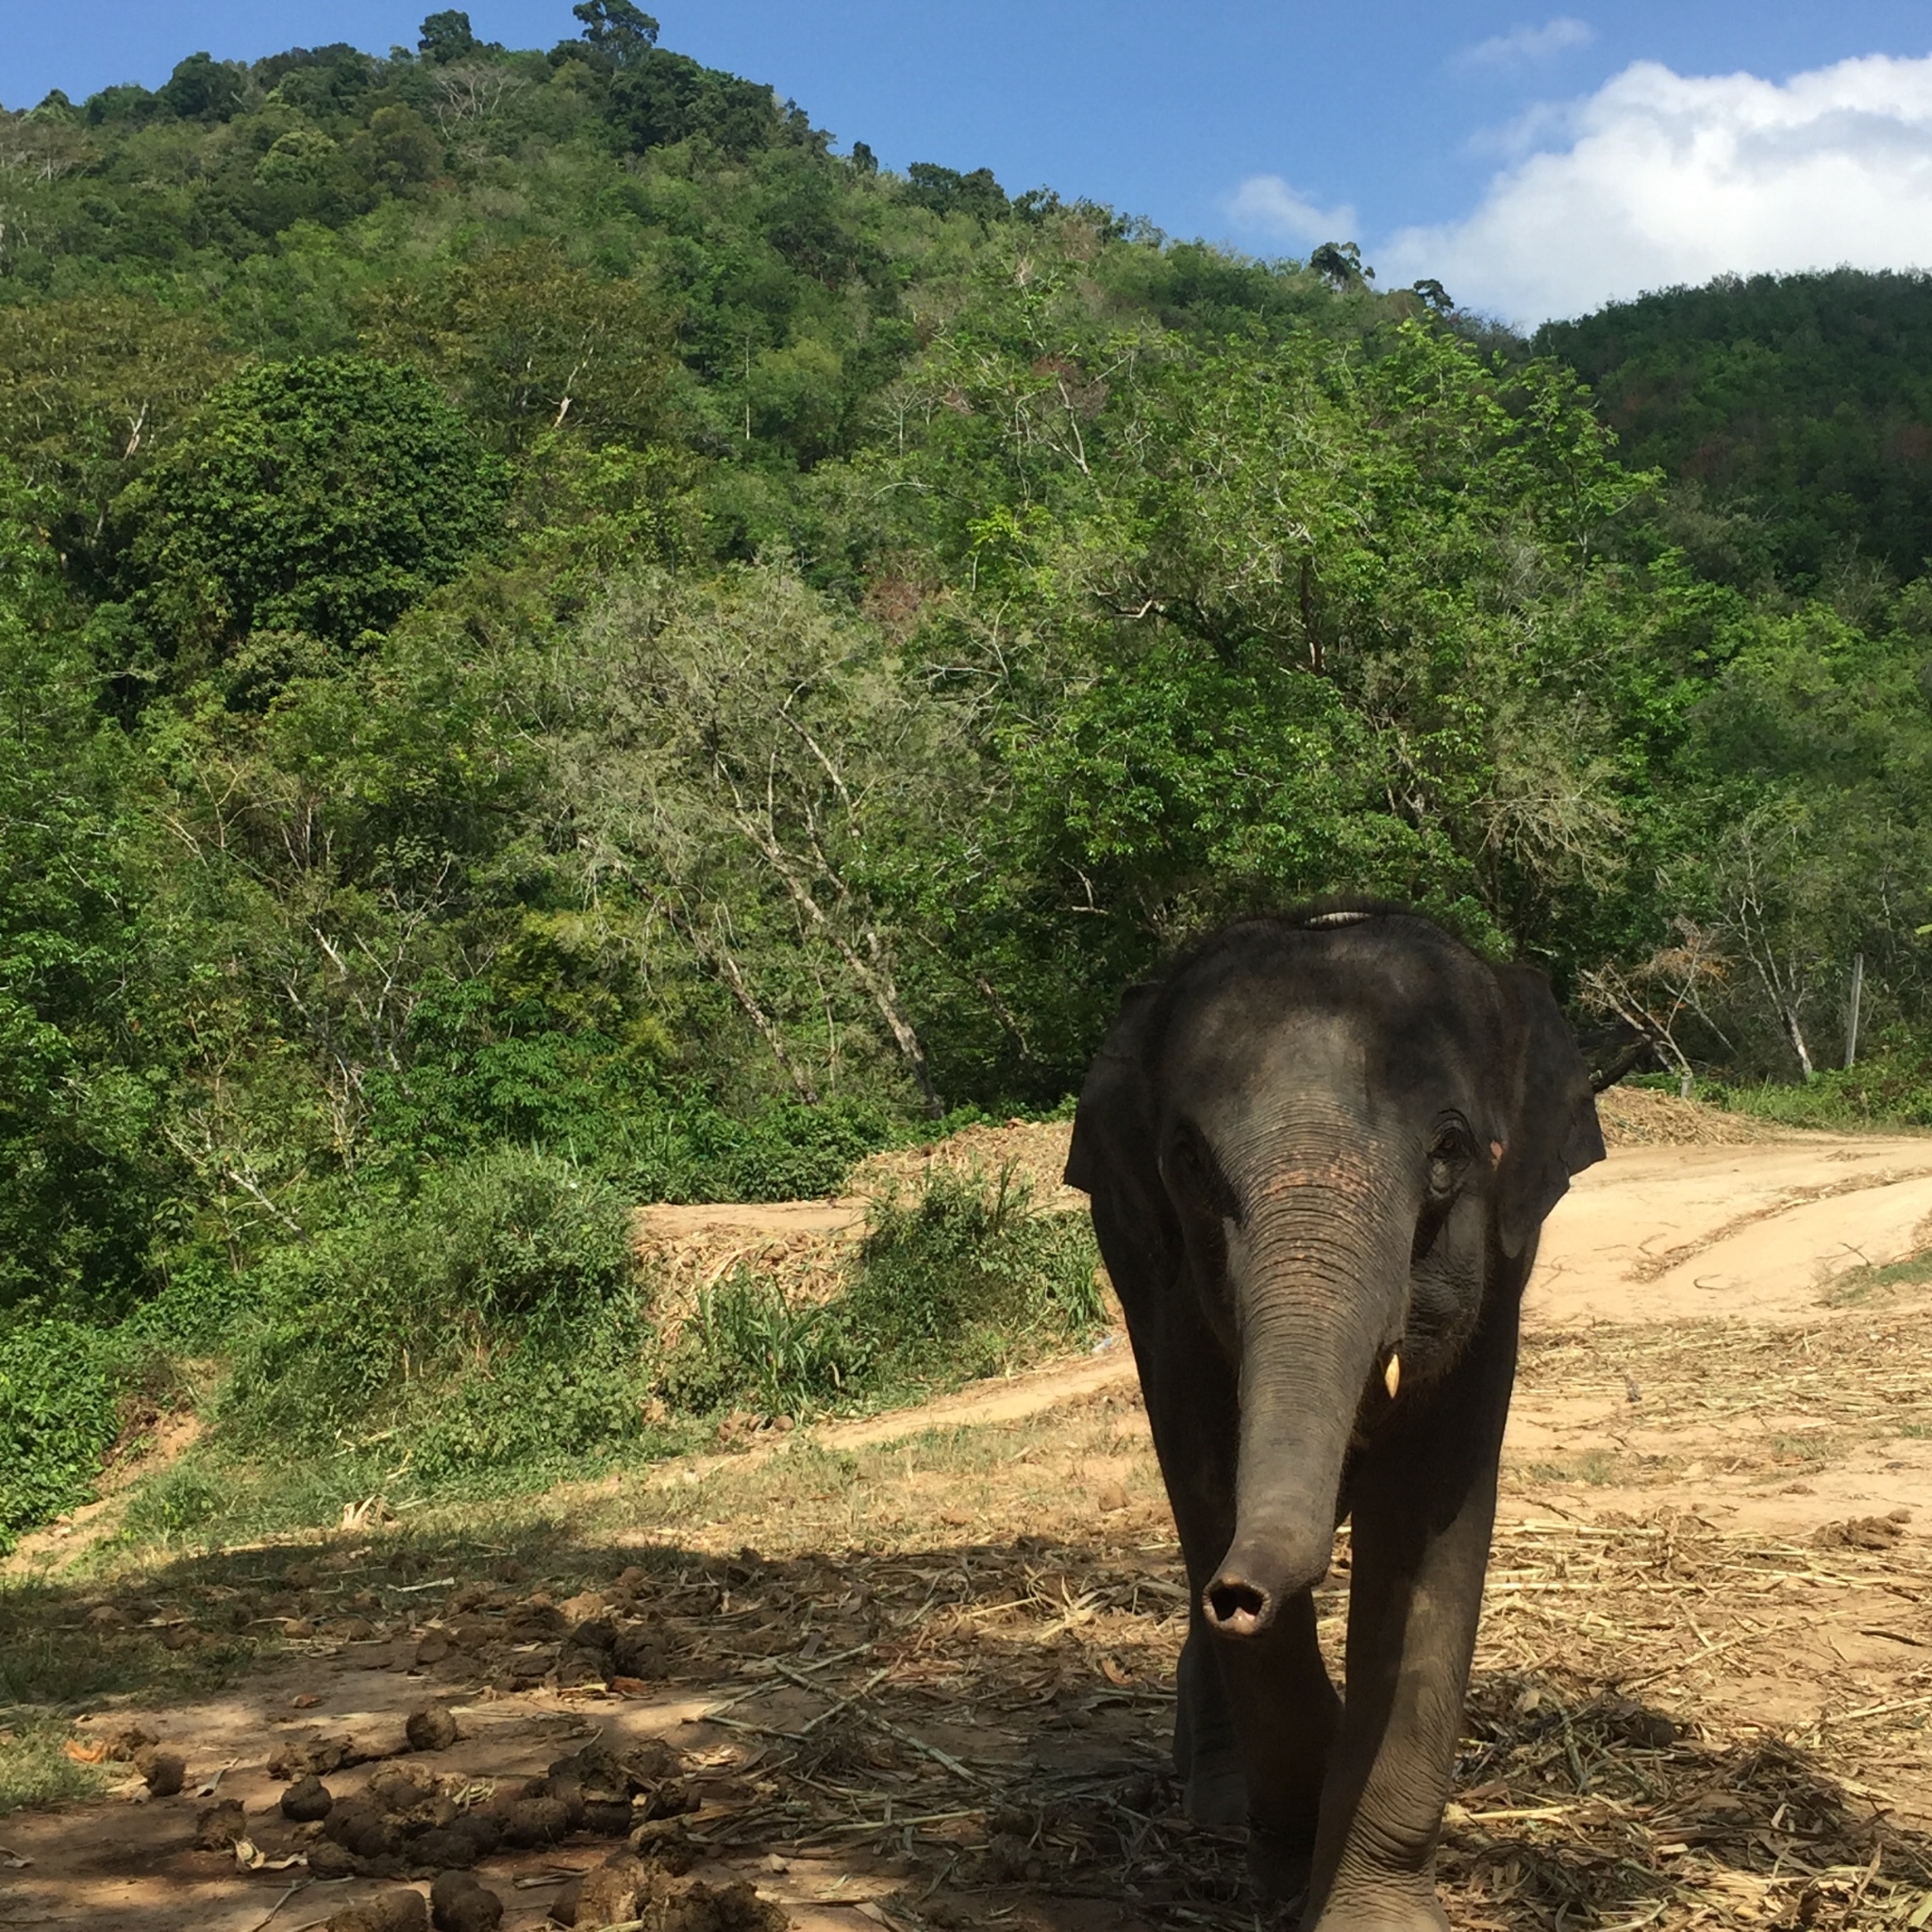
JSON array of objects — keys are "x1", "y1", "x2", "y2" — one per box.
[
  {"x1": 849, "y1": 1121, "x2": 1086, "y2": 1213},
  {"x1": 10, "y1": 1324, "x2": 1932, "y2": 1931},
  {"x1": 1592, "y1": 1088, "x2": 1807, "y2": 1147}
]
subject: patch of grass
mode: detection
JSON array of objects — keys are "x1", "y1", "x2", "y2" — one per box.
[
  {"x1": 659, "y1": 1164, "x2": 1106, "y2": 1424},
  {"x1": 1823, "y1": 1250, "x2": 1932, "y2": 1307},
  {"x1": 0, "y1": 1714, "x2": 112, "y2": 1815},
  {"x1": 0, "y1": 1319, "x2": 124, "y2": 1555},
  {"x1": 216, "y1": 1150, "x2": 671, "y2": 1488},
  {"x1": 841, "y1": 1163, "x2": 1106, "y2": 1393},
  {"x1": 114, "y1": 1449, "x2": 385, "y2": 1554},
  {"x1": 1708, "y1": 1053, "x2": 1932, "y2": 1132},
  {"x1": 1524, "y1": 1449, "x2": 1623, "y2": 1486},
  {"x1": 0, "y1": 1570, "x2": 258, "y2": 1714},
  {"x1": 663, "y1": 1277, "x2": 853, "y2": 1418},
  {"x1": 42, "y1": 1160, "x2": 1102, "y2": 1563}
]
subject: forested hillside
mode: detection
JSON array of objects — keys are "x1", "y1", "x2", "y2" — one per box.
[
  {"x1": 4, "y1": 5, "x2": 1931, "y2": 1541},
  {"x1": 1540, "y1": 270, "x2": 1932, "y2": 590}
]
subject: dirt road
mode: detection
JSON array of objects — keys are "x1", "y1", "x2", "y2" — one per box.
[{"x1": 6, "y1": 1121, "x2": 1932, "y2": 1932}]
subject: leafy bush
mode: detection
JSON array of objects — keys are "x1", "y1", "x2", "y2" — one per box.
[
  {"x1": 1708, "y1": 1046, "x2": 1932, "y2": 1130},
  {"x1": 841, "y1": 1166, "x2": 1106, "y2": 1391},
  {"x1": 221, "y1": 1151, "x2": 654, "y2": 1477},
  {"x1": 641, "y1": 1096, "x2": 905, "y2": 1204},
  {"x1": 0, "y1": 1318, "x2": 122, "y2": 1551},
  {"x1": 661, "y1": 1166, "x2": 1105, "y2": 1419},
  {"x1": 363, "y1": 978, "x2": 902, "y2": 1203},
  {"x1": 662, "y1": 1277, "x2": 852, "y2": 1417}
]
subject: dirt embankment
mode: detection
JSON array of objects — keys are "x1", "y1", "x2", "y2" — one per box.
[{"x1": 631, "y1": 1090, "x2": 1884, "y2": 1333}]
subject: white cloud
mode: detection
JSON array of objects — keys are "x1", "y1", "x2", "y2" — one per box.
[
  {"x1": 1457, "y1": 17, "x2": 1595, "y2": 72},
  {"x1": 1382, "y1": 53, "x2": 1932, "y2": 325},
  {"x1": 1224, "y1": 175, "x2": 1358, "y2": 247}
]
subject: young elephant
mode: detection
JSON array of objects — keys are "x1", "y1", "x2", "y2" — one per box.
[{"x1": 1066, "y1": 904, "x2": 1604, "y2": 1930}]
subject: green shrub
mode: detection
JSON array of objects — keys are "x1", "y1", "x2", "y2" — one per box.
[
  {"x1": 363, "y1": 979, "x2": 904, "y2": 1203},
  {"x1": 221, "y1": 1150, "x2": 653, "y2": 1474},
  {"x1": 660, "y1": 1165, "x2": 1105, "y2": 1419},
  {"x1": 656, "y1": 1096, "x2": 903, "y2": 1203},
  {"x1": 662, "y1": 1276, "x2": 853, "y2": 1417},
  {"x1": 116, "y1": 1461, "x2": 225, "y2": 1541},
  {"x1": 1707, "y1": 1046, "x2": 1932, "y2": 1130},
  {"x1": 0, "y1": 1317, "x2": 122, "y2": 1551},
  {"x1": 842, "y1": 1165, "x2": 1106, "y2": 1391}
]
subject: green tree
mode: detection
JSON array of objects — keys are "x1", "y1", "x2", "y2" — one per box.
[
  {"x1": 114, "y1": 356, "x2": 508, "y2": 661},
  {"x1": 357, "y1": 245, "x2": 674, "y2": 454},
  {"x1": 0, "y1": 296, "x2": 234, "y2": 595},
  {"x1": 0, "y1": 474, "x2": 161, "y2": 1311},
  {"x1": 1539, "y1": 269, "x2": 1932, "y2": 586},
  {"x1": 558, "y1": 563, "x2": 979, "y2": 1115},
  {"x1": 905, "y1": 163, "x2": 1008, "y2": 223},
  {"x1": 572, "y1": 1, "x2": 659, "y2": 65},
  {"x1": 418, "y1": 9, "x2": 480, "y2": 62},
  {"x1": 158, "y1": 52, "x2": 246, "y2": 124}
]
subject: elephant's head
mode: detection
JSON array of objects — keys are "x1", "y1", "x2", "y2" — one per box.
[{"x1": 1108, "y1": 906, "x2": 1603, "y2": 1639}]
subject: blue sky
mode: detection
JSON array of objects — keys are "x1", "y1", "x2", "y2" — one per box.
[{"x1": 6, "y1": 3, "x2": 1932, "y2": 322}]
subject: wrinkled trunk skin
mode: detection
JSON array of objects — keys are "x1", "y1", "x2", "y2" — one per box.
[{"x1": 1205, "y1": 1157, "x2": 1411, "y2": 1628}]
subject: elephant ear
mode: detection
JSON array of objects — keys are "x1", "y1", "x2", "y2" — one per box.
[
  {"x1": 1490, "y1": 962, "x2": 1607, "y2": 1257},
  {"x1": 1065, "y1": 980, "x2": 1178, "y2": 1323},
  {"x1": 1064, "y1": 982, "x2": 1161, "y2": 1196}
]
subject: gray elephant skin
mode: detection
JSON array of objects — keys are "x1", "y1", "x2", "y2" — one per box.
[{"x1": 1065, "y1": 902, "x2": 1604, "y2": 1930}]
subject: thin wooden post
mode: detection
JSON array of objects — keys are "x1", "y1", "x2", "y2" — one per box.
[{"x1": 1844, "y1": 952, "x2": 1865, "y2": 1070}]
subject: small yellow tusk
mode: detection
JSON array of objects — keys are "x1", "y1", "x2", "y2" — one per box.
[
  {"x1": 1490, "y1": 1140, "x2": 1505, "y2": 1168},
  {"x1": 1384, "y1": 1352, "x2": 1401, "y2": 1400}
]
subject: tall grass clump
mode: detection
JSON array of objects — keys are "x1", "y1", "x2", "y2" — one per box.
[
  {"x1": 0, "y1": 1317, "x2": 122, "y2": 1551},
  {"x1": 662, "y1": 1165, "x2": 1106, "y2": 1420},
  {"x1": 842, "y1": 1165, "x2": 1106, "y2": 1391},
  {"x1": 218, "y1": 1150, "x2": 662, "y2": 1490}
]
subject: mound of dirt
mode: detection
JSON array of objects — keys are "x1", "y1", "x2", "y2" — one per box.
[
  {"x1": 634, "y1": 1122, "x2": 1085, "y2": 1333},
  {"x1": 631, "y1": 1096, "x2": 1811, "y2": 1333},
  {"x1": 848, "y1": 1119, "x2": 1082, "y2": 1210},
  {"x1": 852, "y1": 1092, "x2": 1797, "y2": 1195},
  {"x1": 1592, "y1": 1085, "x2": 1805, "y2": 1146}
]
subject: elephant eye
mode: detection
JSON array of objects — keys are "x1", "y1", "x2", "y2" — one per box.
[
  {"x1": 1168, "y1": 1124, "x2": 1242, "y2": 1224},
  {"x1": 1426, "y1": 1122, "x2": 1474, "y2": 1194}
]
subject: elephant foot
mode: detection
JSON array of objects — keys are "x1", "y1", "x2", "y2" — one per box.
[
  {"x1": 1303, "y1": 1881, "x2": 1450, "y2": 1932},
  {"x1": 1181, "y1": 1748, "x2": 1247, "y2": 1826},
  {"x1": 1246, "y1": 1821, "x2": 1314, "y2": 1907}
]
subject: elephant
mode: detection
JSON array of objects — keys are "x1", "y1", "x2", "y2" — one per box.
[{"x1": 1064, "y1": 901, "x2": 1604, "y2": 1929}]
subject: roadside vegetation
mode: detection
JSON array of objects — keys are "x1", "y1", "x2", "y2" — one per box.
[{"x1": 4, "y1": 6, "x2": 1932, "y2": 1546}]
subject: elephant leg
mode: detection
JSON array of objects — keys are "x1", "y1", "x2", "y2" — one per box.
[
  {"x1": 1215, "y1": 1585, "x2": 1341, "y2": 1899},
  {"x1": 1174, "y1": 1615, "x2": 1244, "y2": 1823},
  {"x1": 1137, "y1": 1347, "x2": 1338, "y2": 1863},
  {"x1": 1302, "y1": 1313, "x2": 1519, "y2": 1932},
  {"x1": 1136, "y1": 1370, "x2": 1251, "y2": 1829}
]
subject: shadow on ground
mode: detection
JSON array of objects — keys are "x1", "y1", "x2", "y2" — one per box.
[{"x1": 4, "y1": 1507, "x2": 1929, "y2": 1932}]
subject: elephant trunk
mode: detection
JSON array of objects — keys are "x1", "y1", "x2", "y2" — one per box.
[{"x1": 1203, "y1": 1183, "x2": 1407, "y2": 1640}]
